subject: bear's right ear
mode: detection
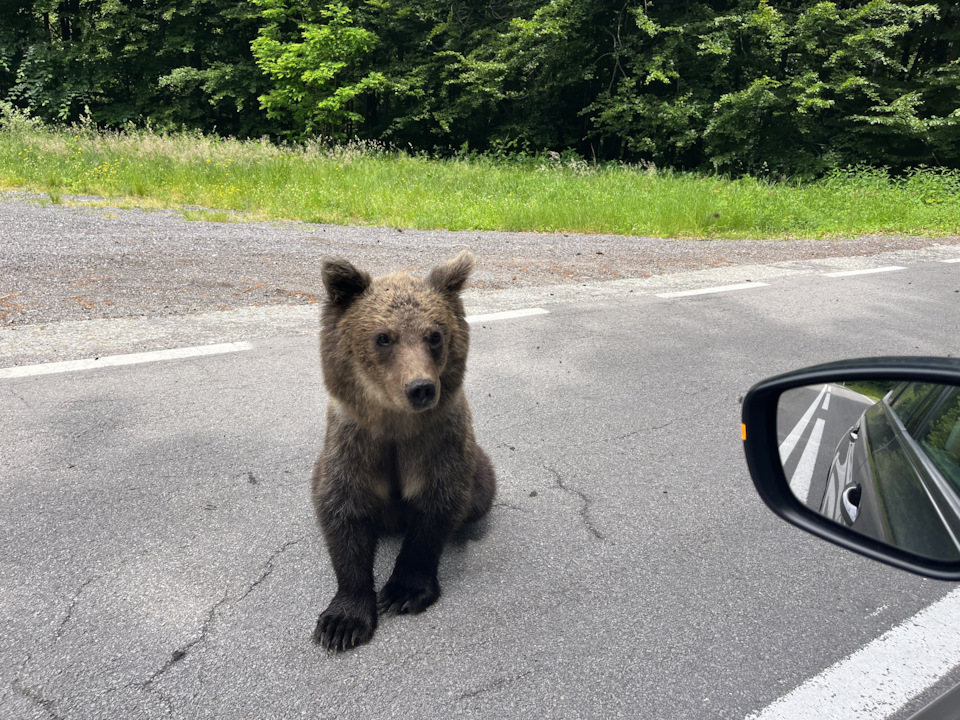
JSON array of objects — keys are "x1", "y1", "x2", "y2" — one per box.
[{"x1": 321, "y1": 257, "x2": 371, "y2": 306}]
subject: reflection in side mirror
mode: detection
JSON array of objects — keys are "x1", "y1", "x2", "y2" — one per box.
[
  {"x1": 777, "y1": 380, "x2": 960, "y2": 563},
  {"x1": 742, "y1": 358, "x2": 960, "y2": 579}
]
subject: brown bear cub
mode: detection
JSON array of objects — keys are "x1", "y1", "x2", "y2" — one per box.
[{"x1": 310, "y1": 250, "x2": 496, "y2": 652}]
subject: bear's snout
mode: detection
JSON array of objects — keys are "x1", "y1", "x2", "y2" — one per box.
[{"x1": 406, "y1": 379, "x2": 438, "y2": 411}]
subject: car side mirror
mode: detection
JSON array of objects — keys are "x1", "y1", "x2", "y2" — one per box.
[{"x1": 742, "y1": 356, "x2": 960, "y2": 580}]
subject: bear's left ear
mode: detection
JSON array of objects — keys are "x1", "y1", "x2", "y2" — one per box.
[
  {"x1": 322, "y1": 257, "x2": 372, "y2": 306},
  {"x1": 427, "y1": 250, "x2": 475, "y2": 295}
]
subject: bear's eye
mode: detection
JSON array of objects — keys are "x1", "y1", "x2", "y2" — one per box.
[
  {"x1": 427, "y1": 331, "x2": 443, "y2": 346},
  {"x1": 375, "y1": 333, "x2": 392, "y2": 347}
]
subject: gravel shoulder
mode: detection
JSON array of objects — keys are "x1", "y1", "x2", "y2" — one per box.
[{"x1": 2, "y1": 193, "x2": 959, "y2": 364}]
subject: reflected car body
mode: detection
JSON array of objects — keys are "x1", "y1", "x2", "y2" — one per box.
[{"x1": 821, "y1": 382, "x2": 960, "y2": 562}]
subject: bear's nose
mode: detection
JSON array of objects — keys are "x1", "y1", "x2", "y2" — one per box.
[{"x1": 406, "y1": 380, "x2": 437, "y2": 410}]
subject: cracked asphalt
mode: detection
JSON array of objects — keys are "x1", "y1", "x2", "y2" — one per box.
[{"x1": 3, "y1": 196, "x2": 960, "y2": 719}]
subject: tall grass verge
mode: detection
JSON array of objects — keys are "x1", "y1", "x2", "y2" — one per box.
[{"x1": 1, "y1": 113, "x2": 959, "y2": 239}]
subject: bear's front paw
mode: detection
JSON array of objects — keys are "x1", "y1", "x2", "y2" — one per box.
[
  {"x1": 313, "y1": 592, "x2": 377, "y2": 652},
  {"x1": 378, "y1": 574, "x2": 441, "y2": 615}
]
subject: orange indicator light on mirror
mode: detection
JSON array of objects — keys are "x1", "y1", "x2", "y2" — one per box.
[{"x1": 741, "y1": 423, "x2": 747, "y2": 441}]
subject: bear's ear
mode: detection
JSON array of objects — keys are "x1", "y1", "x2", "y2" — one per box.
[
  {"x1": 321, "y1": 257, "x2": 371, "y2": 305},
  {"x1": 427, "y1": 250, "x2": 475, "y2": 295}
]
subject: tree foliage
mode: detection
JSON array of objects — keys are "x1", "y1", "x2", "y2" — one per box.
[
  {"x1": 0, "y1": 0, "x2": 271, "y2": 135},
  {"x1": 251, "y1": 0, "x2": 386, "y2": 137},
  {"x1": 586, "y1": 0, "x2": 960, "y2": 174},
  {"x1": 2, "y1": 0, "x2": 959, "y2": 174}
]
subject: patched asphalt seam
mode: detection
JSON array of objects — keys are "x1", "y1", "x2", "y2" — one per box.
[
  {"x1": 142, "y1": 590, "x2": 230, "y2": 691},
  {"x1": 458, "y1": 669, "x2": 535, "y2": 701},
  {"x1": 1, "y1": 385, "x2": 31, "y2": 410},
  {"x1": 141, "y1": 535, "x2": 306, "y2": 690},
  {"x1": 492, "y1": 500, "x2": 528, "y2": 513},
  {"x1": 544, "y1": 466, "x2": 605, "y2": 540},
  {"x1": 11, "y1": 674, "x2": 63, "y2": 720},
  {"x1": 562, "y1": 416, "x2": 691, "y2": 450},
  {"x1": 236, "y1": 536, "x2": 306, "y2": 603},
  {"x1": 609, "y1": 416, "x2": 689, "y2": 443},
  {"x1": 55, "y1": 575, "x2": 99, "y2": 640}
]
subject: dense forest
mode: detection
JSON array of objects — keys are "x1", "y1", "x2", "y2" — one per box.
[{"x1": 2, "y1": 0, "x2": 959, "y2": 175}]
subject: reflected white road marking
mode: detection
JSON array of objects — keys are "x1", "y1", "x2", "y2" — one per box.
[
  {"x1": 823, "y1": 266, "x2": 906, "y2": 277},
  {"x1": 656, "y1": 282, "x2": 769, "y2": 298},
  {"x1": 779, "y1": 385, "x2": 827, "y2": 463},
  {"x1": 789, "y1": 417, "x2": 824, "y2": 504},
  {"x1": 0, "y1": 342, "x2": 253, "y2": 379},
  {"x1": 745, "y1": 586, "x2": 960, "y2": 720}
]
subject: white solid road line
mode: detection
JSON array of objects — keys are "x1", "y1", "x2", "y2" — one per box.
[
  {"x1": 823, "y1": 266, "x2": 906, "y2": 277},
  {"x1": 0, "y1": 341, "x2": 254, "y2": 379},
  {"x1": 656, "y1": 282, "x2": 769, "y2": 298},
  {"x1": 466, "y1": 308, "x2": 550, "y2": 323},
  {"x1": 943, "y1": 258, "x2": 960, "y2": 263},
  {"x1": 745, "y1": 586, "x2": 960, "y2": 720},
  {"x1": 789, "y1": 417, "x2": 825, "y2": 504}
]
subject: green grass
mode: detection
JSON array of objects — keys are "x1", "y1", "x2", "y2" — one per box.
[
  {"x1": 844, "y1": 380, "x2": 901, "y2": 402},
  {"x1": 1, "y1": 117, "x2": 959, "y2": 238}
]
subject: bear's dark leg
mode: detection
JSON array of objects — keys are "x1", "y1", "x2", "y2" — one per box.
[
  {"x1": 378, "y1": 510, "x2": 454, "y2": 614},
  {"x1": 465, "y1": 446, "x2": 496, "y2": 523},
  {"x1": 314, "y1": 513, "x2": 378, "y2": 652}
]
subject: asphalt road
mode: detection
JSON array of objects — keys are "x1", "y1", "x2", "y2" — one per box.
[{"x1": 3, "y1": 198, "x2": 960, "y2": 719}]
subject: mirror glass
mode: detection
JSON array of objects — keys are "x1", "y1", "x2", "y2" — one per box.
[{"x1": 777, "y1": 379, "x2": 960, "y2": 561}]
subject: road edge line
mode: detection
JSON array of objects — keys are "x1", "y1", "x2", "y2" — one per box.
[{"x1": 744, "y1": 586, "x2": 960, "y2": 720}]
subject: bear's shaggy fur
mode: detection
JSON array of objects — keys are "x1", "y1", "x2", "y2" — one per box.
[{"x1": 310, "y1": 251, "x2": 496, "y2": 652}]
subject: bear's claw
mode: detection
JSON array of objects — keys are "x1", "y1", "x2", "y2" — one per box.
[
  {"x1": 314, "y1": 593, "x2": 377, "y2": 652},
  {"x1": 377, "y1": 575, "x2": 441, "y2": 615}
]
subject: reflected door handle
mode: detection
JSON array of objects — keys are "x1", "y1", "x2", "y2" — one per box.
[{"x1": 841, "y1": 485, "x2": 862, "y2": 525}]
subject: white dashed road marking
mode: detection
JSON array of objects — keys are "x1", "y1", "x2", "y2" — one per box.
[
  {"x1": 0, "y1": 309, "x2": 550, "y2": 378},
  {"x1": 822, "y1": 266, "x2": 906, "y2": 277},
  {"x1": 656, "y1": 282, "x2": 769, "y2": 298},
  {"x1": 0, "y1": 341, "x2": 254, "y2": 379},
  {"x1": 466, "y1": 308, "x2": 550, "y2": 323}
]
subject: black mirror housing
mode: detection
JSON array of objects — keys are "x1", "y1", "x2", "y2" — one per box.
[{"x1": 742, "y1": 356, "x2": 960, "y2": 581}]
